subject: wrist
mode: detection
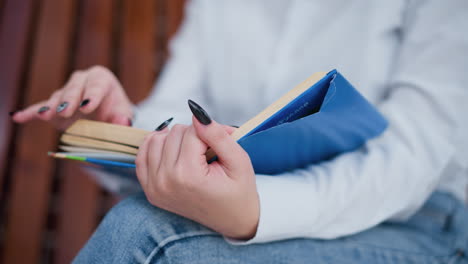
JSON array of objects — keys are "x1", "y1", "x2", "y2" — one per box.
[{"x1": 226, "y1": 195, "x2": 260, "y2": 240}]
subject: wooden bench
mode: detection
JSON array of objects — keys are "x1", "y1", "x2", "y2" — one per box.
[{"x1": 0, "y1": 0, "x2": 185, "y2": 263}]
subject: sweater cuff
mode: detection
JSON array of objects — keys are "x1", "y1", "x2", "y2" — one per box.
[{"x1": 225, "y1": 173, "x2": 318, "y2": 245}]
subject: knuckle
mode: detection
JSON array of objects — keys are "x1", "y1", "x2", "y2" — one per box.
[
  {"x1": 86, "y1": 78, "x2": 113, "y2": 94},
  {"x1": 148, "y1": 132, "x2": 164, "y2": 147},
  {"x1": 70, "y1": 70, "x2": 84, "y2": 79},
  {"x1": 136, "y1": 137, "x2": 152, "y2": 160},
  {"x1": 172, "y1": 166, "x2": 185, "y2": 183},
  {"x1": 89, "y1": 66, "x2": 115, "y2": 80},
  {"x1": 89, "y1": 65, "x2": 107, "y2": 73},
  {"x1": 142, "y1": 133, "x2": 153, "y2": 143},
  {"x1": 155, "y1": 176, "x2": 171, "y2": 194},
  {"x1": 50, "y1": 90, "x2": 63, "y2": 99},
  {"x1": 61, "y1": 87, "x2": 81, "y2": 98},
  {"x1": 173, "y1": 165, "x2": 196, "y2": 190},
  {"x1": 171, "y1": 124, "x2": 187, "y2": 132},
  {"x1": 87, "y1": 75, "x2": 110, "y2": 86}
]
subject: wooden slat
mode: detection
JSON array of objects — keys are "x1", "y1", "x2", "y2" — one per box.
[
  {"x1": 166, "y1": 0, "x2": 186, "y2": 41},
  {"x1": 159, "y1": 0, "x2": 185, "y2": 64},
  {"x1": 54, "y1": 165, "x2": 100, "y2": 264},
  {"x1": 2, "y1": 0, "x2": 77, "y2": 262},
  {"x1": 54, "y1": 1, "x2": 114, "y2": 263},
  {"x1": 0, "y1": 0, "x2": 5, "y2": 30},
  {"x1": 119, "y1": 0, "x2": 158, "y2": 102},
  {"x1": 0, "y1": 0, "x2": 36, "y2": 198}
]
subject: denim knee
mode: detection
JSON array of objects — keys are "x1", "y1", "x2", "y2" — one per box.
[
  {"x1": 74, "y1": 192, "x2": 215, "y2": 263},
  {"x1": 108, "y1": 192, "x2": 213, "y2": 239}
]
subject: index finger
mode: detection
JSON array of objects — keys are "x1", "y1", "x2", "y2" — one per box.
[
  {"x1": 178, "y1": 126, "x2": 209, "y2": 166},
  {"x1": 135, "y1": 133, "x2": 156, "y2": 189}
]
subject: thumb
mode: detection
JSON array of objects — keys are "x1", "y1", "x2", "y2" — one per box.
[
  {"x1": 193, "y1": 117, "x2": 249, "y2": 173},
  {"x1": 188, "y1": 100, "x2": 249, "y2": 172},
  {"x1": 109, "y1": 113, "x2": 132, "y2": 126}
]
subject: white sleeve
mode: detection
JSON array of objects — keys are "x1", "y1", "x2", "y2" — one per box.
[
  {"x1": 232, "y1": 0, "x2": 468, "y2": 244},
  {"x1": 132, "y1": 0, "x2": 207, "y2": 130}
]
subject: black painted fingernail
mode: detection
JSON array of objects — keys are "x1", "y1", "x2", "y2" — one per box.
[
  {"x1": 79, "y1": 99, "x2": 90, "y2": 107},
  {"x1": 155, "y1": 117, "x2": 173, "y2": 131},
  {"x1": 9, "y1": 111, "x2": 17, "y2": 116},
  {"x1": 56, "y1": 102, "x2": 68, "y2": 113},
  {"x1": 38, "y1": 106, "x2": 50, "y2": 114},
  {"x1": 129, "y1": 118, "x2": 133, "y2": 126},
  {"x1": 230, "y1": 125, "x2": 239, "y2": 128},
  {"x1": 188, "y1": 99, "x2": 211, "y2": 125}
]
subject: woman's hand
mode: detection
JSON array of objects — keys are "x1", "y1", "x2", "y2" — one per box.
[
  {"x1": 136, "y1": 101, "x2": 259, "y2": 240},
  {"x1": 11, "y1": 65, "x2": 133, "y2": 130}
]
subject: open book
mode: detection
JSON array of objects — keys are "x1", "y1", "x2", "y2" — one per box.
[{"x1": 49, "y1": 70, "x2": 388, "y2": 174}]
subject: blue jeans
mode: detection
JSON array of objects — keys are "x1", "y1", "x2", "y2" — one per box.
[{"x1": 74, "y1": 191, "x2": 468, "y2": 263}]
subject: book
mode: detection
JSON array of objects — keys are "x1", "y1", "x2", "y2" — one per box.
[{"x1": 50, "y1": 69, "x2": 388, "y2": 175}]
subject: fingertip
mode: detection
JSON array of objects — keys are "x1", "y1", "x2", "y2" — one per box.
[
  {"x1": 156, "y1": 127, "x2": 170, "y2": 135},
  {"x1": 153, "y1": 127, "x2": 170, "y2": 135},
  {"x1": 154, "y1": 117, "x2": 173, "y2": 131},
  {"x1": 10, "y1": 112, "x2": 20, "y2": 123},
  {"x1": 78, "y1": 100, "x2": 97, "y2": 114},
  {"x1": 9, "y1": 111, "x2": 19, "y2": 122},
  {"x1": 191, "y1": 115, "x2": 211, "y2": 131},
  {"x1": 79, "y1": 98, "x2": 90, "y2": 108},
  {"x1": 148, "y1": 130, "x2": 168, "y2": 142},
  {"x1": 12, "y1": 111, "x2": 29, "y2": 123},
  {"x1": 188, "y1": 99, "x2": 212, "y2": 125},
  {"x1": 192, "y1": 115, "x2": 224, "y2": 137},
  {"x1": 56, "y1": 101, "x2": 80, "y2": 119}
]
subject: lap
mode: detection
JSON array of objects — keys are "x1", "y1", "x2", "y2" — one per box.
[{"x1": 74, "y1": 192, "x2": 468, "y2": 264}]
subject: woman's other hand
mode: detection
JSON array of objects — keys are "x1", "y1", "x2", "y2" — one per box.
[
  {"x1": 136, "y1": 100, "x2": 259, "y2": 240},
  {"x1": 10, "y1": 65, "x2": 133, "y2": 130}
]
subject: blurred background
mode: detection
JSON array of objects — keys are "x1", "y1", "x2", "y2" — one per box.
[{"x1": 0, "y1": 0, "x2": 185, "y2": 263}]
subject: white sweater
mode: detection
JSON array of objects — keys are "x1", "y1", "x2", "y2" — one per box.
[{"x1": 132, "y1": 0, "x2": 468, "y2": 243}]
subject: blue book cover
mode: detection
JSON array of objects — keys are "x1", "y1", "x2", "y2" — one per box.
[
  {"x1": 237, "y1": 69, "x2": 387, "y2": 174},
  {"x1": 58, "y1": 70, "x2": 388, "y2": 176}
]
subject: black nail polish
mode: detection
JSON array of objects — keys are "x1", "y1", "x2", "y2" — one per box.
[
  {"x1": 79, "y1": 99, "x2": 90, "y2": 107},
  {"x1": 188, "y1": 100, "x2": 212, "y2": 125},
  {"x1": 56, "y1": 102, "x2": 68, "y2": 113},
  {"x1": 155, "y1": 117, "x2": 173, "y2": 131},
  {"x1": 38, "y1": 106, "x2": 50, "y2": 114},
  {"x1": 230, "y1": 125, "x2": 239, "y2": 128},
  {"x1": 9, "y1": 111, "x2": 17, "y2": 116},
  {"x1": 129, "y1": 118, "x2": 133, "y2": 126}
]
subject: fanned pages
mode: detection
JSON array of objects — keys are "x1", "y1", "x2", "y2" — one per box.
[
  {"x1": 58, "y1": 145, "x2": 133, "y2": 155},
  {"x1": 65, "y1": 119, "x2": 150, "y2": 147},
  {"x1": 53, "y1": 152, "x2": 135, "y2": 162},
  {"x1": 60, "y1": 134, "x2": 139, "y2": 155}
]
